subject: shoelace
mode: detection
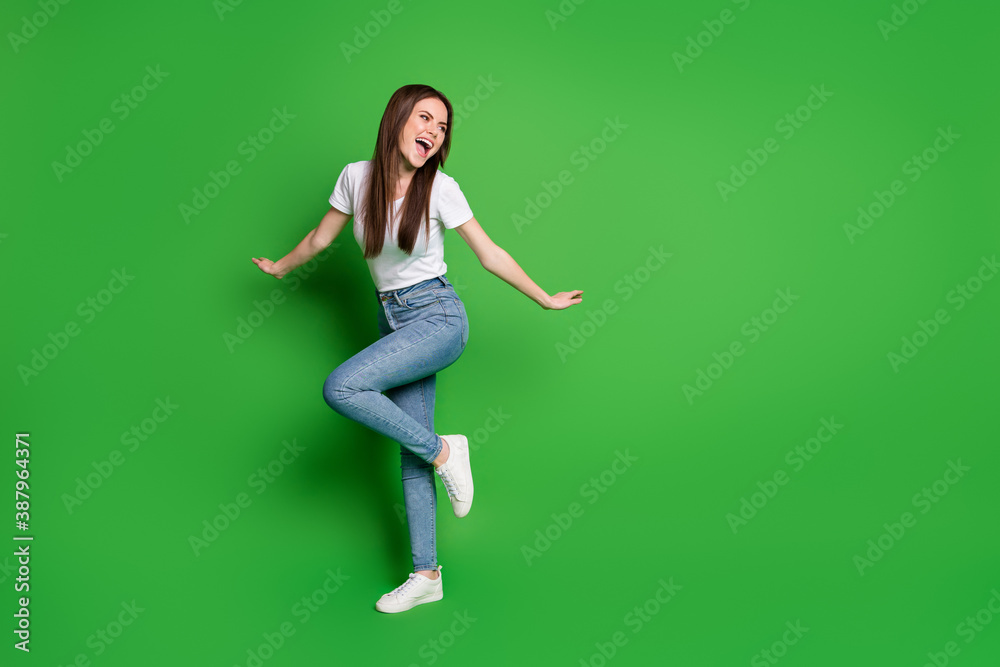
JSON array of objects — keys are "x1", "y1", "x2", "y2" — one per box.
[
  {"x1": 389, "y1": 574, "x2": 420, "y2": 598},
  {"x1": 437, "y1": 464, "x2": 459, "y2": 498}
]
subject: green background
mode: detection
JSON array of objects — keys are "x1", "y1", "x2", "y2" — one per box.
[{"x1": 4, "y1": 0, "x2": 998, "y2": 665}]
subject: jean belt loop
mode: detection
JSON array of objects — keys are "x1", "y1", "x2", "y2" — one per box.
[
  {"x1": 437, "y1": 275, "x2": 447, "y2": 288},
  {"x1": 393, "y1": 291, "x2": 404, "y2": 306}
]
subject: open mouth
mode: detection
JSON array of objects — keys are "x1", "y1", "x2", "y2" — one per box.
[{"x1": 415, "y1": 137, "x2": 432, "y2": 157}]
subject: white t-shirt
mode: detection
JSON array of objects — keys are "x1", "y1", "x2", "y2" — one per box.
[{"x1": 328, "y1": 160, "x2": 474, "y2": 292}]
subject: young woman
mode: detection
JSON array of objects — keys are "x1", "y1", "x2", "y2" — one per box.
[{"x1": 251, "y1": 84, "x2": 582, "y2": 613}]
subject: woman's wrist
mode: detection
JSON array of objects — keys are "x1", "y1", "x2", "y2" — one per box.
[
  {"x1": 271, "y1": 229, "x2": 324, "y2": 280},
  {"x1": 271, "y1": 260, "x2": 290, "y2": 279}
]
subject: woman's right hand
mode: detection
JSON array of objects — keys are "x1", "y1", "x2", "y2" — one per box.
[
  {"x1": 251, "y1": 257, "x2": 282, "y2": 279},
  {"x1": 544, "y1": 290, "x2": 583, "y2": 310}
]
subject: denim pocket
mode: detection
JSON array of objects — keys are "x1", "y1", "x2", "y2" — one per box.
[
  {"x1": 400, "y1": 288, "x2": 441, "y2": 310},
  {"x1": 457, "y1": 299, "x2": 468, "y2": 349},
  {"x1": 434, "y1": 290, "x2": 468, "y2": 349}
]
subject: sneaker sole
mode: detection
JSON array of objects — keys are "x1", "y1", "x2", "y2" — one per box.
[{"x1": 375, "y1": 590, "x2": 443, "y2": 613}]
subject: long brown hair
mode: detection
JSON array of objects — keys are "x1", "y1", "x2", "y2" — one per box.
[{"x1": 359, "y1": 84, "x2": 454, "y2": 259}]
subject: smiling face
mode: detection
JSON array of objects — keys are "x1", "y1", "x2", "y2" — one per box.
[{"x1": 398, "y1": 96, "x2": 448, "y2": 170}]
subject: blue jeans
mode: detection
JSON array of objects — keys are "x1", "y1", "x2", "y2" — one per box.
[{"x1": 322, "y1": 275, "x2": 468, "y2": 572}]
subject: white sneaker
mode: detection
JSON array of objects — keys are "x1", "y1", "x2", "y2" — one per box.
[
  {"x1": 435, "y1": 434, "x2": 474, "y2": 517},
  {"x1": 375, "y1": 566, "x2": 443, "y2": 613}
]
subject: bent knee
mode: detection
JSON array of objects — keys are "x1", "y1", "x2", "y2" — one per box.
[{"x1": 322, "y1": 371, "x2": 353, "y2": 409}]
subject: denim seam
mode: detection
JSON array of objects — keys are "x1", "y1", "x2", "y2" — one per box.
[
  {"x1": 338, "y1": 319, "x2": 449, "y2": 459},
  {"x1": 427, "y1": 385, "x2": 442, "y2": 462},
  {"x1": 401, "y1": 292, "x2": 447, "y2": 314},
  {"x1": 418, "y1": 376, "x2": 430, "y2": 430},
  {"x1": 418, "y1": 377, "x2": 442, "y2": 569},
  {"x1": 436, "y1": 294, "x2": 462, "y2": 333},
  {"x1": 428, "y1": 486, "x2": 436, "y2": 564},
  {"x1": 419, "y1": 377, "x2": 443, "y2": 462},
  {"x1": 389, "y1": 276, "x2": 444, "y2": 303},
  {"x1": 401, "y1": 285, "x2": 435, "y2": 300},
  {"x1": 339, "y1": 398, "x2": 435, "y2": 462}
]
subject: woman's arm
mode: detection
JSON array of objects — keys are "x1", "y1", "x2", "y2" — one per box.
[
  {"x1": 252, "y1": 206, "x2": 351, "y2": 279},
  {"x1": 454, "y1": 217, "x2": 582, "y2": 310}
]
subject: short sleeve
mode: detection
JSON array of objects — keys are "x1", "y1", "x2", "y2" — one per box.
[
  {"x1": 437, "y1": 175, "x2": 474, "y2": 229},
  {"x1": 328, "y1": 164, "x2": 353, "y2": 215}
]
